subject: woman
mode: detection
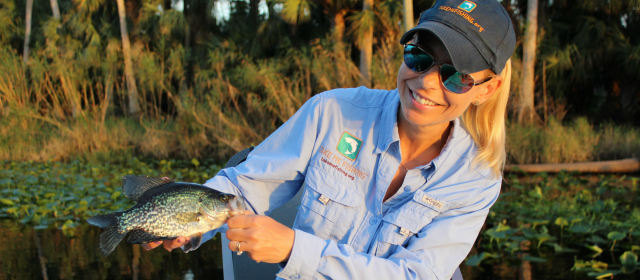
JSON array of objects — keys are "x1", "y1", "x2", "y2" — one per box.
[{"x1": 145, "y1": 0, "x2": 516, "y2": 279}]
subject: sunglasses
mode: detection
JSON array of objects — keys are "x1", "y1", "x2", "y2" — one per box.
[{"x1": 403, "y1": 44, "x2": 494, "y2": 94}]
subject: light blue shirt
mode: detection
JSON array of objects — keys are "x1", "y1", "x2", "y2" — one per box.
[{"x1": 203, "y1": 87, "x2": 502, "y2": 280}]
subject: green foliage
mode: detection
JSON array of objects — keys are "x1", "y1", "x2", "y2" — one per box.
[
  {"x1": 0, "y1": 159, "x2": 223, "y2": 227},
  {"x1": 467, "y1": 172, "x2": 640, "y2": 278},
  {"x1": 2, "y1": 0, "x2": 636, "y2": 164},
  {"x1": 534, "y1": 0, "x2": 640, "y2": 122}
]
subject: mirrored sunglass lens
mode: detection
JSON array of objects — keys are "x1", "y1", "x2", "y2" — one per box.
[
  {"x1": 441, "y1": 65, "x2": 474, "y2": 93},
  {"x1": 404, "y1": 45, "x2": 433, "y2": 72}
]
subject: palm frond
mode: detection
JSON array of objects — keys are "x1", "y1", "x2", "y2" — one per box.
[
  {"x1": 0, "y1": 0, "x2": 17, "y2": 43},
  {"x1": 158, "y1": 9, "x2": 188, "y2": 36},
  {"x1": 347, "y1": 9, "x2": 376, "y2": 48},
  {"x1": 72, "y1": 0, "x2": 105, "y2": 14},
  {"x1": 279, "y1": 0, "x2": 315, "y2": 25}
]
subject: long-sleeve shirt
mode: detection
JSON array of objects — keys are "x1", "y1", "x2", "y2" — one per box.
[{"x1": 201, "y1": 87, "x2": 502, "y2": 280}]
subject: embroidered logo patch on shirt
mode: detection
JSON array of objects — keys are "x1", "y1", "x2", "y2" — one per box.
[{"x1": 336, "y1": 132, "x2": 362, "y2": 161}]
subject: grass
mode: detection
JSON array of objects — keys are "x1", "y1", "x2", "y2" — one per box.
[
  {"x1": 0, "y1": 38, "x2": 638, "y2": 165},
  {"x1": 506, "y1": 117, "x2": 640, "y2": 164},
  {"x1": 0, "y1": 37, "x2": 366, "y2": 163}
]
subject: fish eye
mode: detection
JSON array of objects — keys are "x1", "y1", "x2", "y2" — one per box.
[{"x1": 220, "y1": 194, "x2": 229, "y2": 202}]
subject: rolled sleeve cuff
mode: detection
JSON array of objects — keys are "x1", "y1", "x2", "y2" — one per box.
[{"x1": 276, "y1": 229, "x2": 325, "y2": 280}]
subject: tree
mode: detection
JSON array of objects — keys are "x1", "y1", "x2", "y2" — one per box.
[
  {"x1": 519, "y1": 0, "x2": 538, "y2": 123},
  {"x1": 323, "y1": 0, "x2": 357, "y2": 43},
  {"x1": 357, "y1": 0, "x2": 374, "y2": 86},
  {"x1": 116, "y1": 0, "x2": 141, "y2": 115},
  {"x1": 403, "y1": 0, "x2": 413, "y2": 32},
  {"x1": 49, "y1": 0, "x2": 60, "y2": 27},
  {"x1": 22, "y1": 0, "x2": 33, "y2": 64}
]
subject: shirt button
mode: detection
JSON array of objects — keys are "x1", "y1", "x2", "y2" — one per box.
[
  {"x1": 291, "y1": 275, "x2": 300, "y2": 280},
  {"x1": 369, "y1": 217, "x2": 377, "y2": 225},
  {"x1": 404, "y1": 186, "x2": 411, "y2": 192}
]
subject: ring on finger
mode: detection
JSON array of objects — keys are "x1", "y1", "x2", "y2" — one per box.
[{"x1": 235, "y1": 241, "x2": 243, "y2": 256}]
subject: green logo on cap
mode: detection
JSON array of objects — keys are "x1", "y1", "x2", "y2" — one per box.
[
  {"x1": 458, "y1": 1, "x2": 477, "y2": 12},
  {"x1": 336, "y1": 132, "x2": 362, "y2": 161}
]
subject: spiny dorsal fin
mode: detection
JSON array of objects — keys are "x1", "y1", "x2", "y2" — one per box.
[{"x1": 122, "y1": 175, "x2": 173, "y2": 202}]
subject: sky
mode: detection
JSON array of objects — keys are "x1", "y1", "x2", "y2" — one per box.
[{"x1": 172, "y1": 0, "x2": 270, "y2": 24}]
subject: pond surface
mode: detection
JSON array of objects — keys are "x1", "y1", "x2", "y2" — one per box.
[
  {"x1": 2, "y1": 219, "x2": 639, "y2": 280},
  {"x1": 0, "y1": 220, "x2": 223, "y2": 280}
]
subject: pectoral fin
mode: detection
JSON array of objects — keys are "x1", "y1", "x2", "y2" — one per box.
[{"x1": 181, "y1": 233, "x2": 204, "y2": 253}]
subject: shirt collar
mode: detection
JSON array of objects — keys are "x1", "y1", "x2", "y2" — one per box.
[
  {"x1": 374, "y1": 90, "x2": 400, "y2": 154},
  {"x1": 430, "y1": 118, "x2": 466, "y2": 171}
]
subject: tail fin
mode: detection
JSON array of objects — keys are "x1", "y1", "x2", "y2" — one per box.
[{"x1": 87, "y1": 213, "x2": 127, "y2": 256}]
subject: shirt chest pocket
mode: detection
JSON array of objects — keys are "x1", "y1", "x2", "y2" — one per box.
[
  {"x1": 374, "y1": 190, "x2": 447, "y2": 258},
  {"x1": 294, "y1": 165, "x2": 363, "y2": 241}
]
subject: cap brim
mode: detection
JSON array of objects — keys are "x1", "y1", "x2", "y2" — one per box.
[{"x1": 400, "y1": 21, "x2": 490, "y2": 74}]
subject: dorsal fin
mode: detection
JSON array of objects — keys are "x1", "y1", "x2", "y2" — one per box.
[{"x1": 122, "y1": 175, "x2": 173, "y2": 202}]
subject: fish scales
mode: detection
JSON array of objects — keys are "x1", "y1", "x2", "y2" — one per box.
[
  {"x1": 87, "y1": 175, "x2": 245, "y2": 256},
  {"x1": 122, "y1": 189, "x2": 224, "y2": 238}
]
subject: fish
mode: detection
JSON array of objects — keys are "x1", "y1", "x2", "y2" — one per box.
[{"x1": 87, "y1": 175, "x2": 245, "y2": 256}]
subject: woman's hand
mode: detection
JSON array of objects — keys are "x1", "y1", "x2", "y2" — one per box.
[
  {"x1": 141, "y1": 236, "x2": 191, "y2": 252},
  {"x1": 226, "y1": 210, "x2": 295, "y2": 263}
]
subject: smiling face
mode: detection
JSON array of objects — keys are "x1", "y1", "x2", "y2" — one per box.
[{"x1": 397, "y1": 32, "x2": 501, "y2": 130}]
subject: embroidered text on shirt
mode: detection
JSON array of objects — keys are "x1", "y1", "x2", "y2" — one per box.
[{"x1": 421, "y1": 195, "x2": 444, "y2": 210}]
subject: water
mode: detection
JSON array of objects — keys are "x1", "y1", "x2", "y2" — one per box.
[
  {"x1": 1, "y1": 219, "x2": 639, "y2": 279},
  {"x1": 0, "y1": 220, "x2": 223, "y2": 280}
]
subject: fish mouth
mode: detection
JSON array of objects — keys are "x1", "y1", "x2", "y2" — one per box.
[{"x1": 227, "y1": 195, "x2": 246, "y2": 216}]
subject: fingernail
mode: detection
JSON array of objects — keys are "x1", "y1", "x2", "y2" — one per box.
[{"x1": 177, "y1": 237, "x2": 183, "y2": 243}]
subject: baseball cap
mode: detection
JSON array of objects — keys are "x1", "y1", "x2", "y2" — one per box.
[{"x1": 399, "y1": 0, "x2": 516, "y2": 74}]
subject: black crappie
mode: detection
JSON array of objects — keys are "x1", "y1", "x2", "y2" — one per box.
[{"x1": 87, "y1": 175, "x2": 245, "y2": 256}]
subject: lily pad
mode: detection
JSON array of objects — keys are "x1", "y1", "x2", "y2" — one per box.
[
  {"x1": 620, "y1": 251, "x2": 638, "y2": 266},
  {"x1": 465, "y1": 252, "x2": 499, "y2": 267},
  {"x1": 585, "y1": 244, "x2": 604, "y2": 254},
  {"x1": 0, "y1": 198, "x2": 15, "y2": 205},
  {"x1": 607, "y1": 231, "x2": 626, "y2": 241},
  {"x1": 523, "y1": 255, "x2": 548, "y2": 263},
  {"x1": 569, "y1": 225, "x2": 592, "y2": 233}
]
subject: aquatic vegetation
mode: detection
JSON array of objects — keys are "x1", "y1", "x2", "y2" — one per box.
[
  {"x1": 0, "y1": 158, "x2": 223, "y2": 235},
  {"x1": 466, "y1": 171, "x2": 640, "y2": 278},
  {"x1": 2, "y1": 160, "x2": 638, "y2": 277}
]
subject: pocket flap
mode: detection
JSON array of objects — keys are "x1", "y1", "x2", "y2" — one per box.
[
  {"x1": 381, "y1": 213, "x2": 425, "y2": 235},
  {"x1": 304, "y1": 165, "x2": 363, "y2": 207},
  {"x1": 377, "y1": 223, "x2": 410, "y2": 245}
]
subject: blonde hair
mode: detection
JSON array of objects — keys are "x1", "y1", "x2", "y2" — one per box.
[{"x1": 460, "y1": 59, "x2": 512, "y2": 179}]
